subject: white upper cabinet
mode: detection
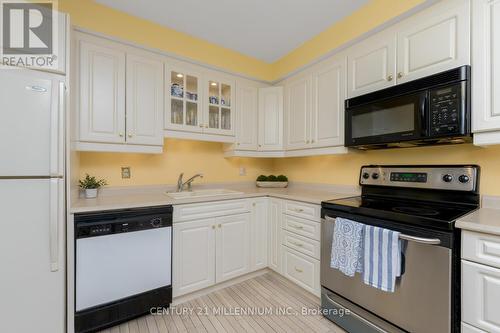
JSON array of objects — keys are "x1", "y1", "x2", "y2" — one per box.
[
  {"x1": 396, "y1": 0, "x2": 470, "y2": 84},
  {"x1": 165, "y1": 65, "x2": 203, "y2": 134},
  {"x1": 75, "y1": 32, "x2": 164, "y2": 153},
  {"x1": 285, "y1": 74, "x2": 312, "y2": 150},
  {"x1": 259, "y1": 86, "x2": 284, "y2": 151},
  {"x1": 472, "y1": 0, "x2": 500, "y2": 142},
  {"x1": 347, "y1": 30, "x2": 396, "y2": 98},
  {"x1": 235, "y1": 84, "x2": 259, "y2": 150},
  {"x1": 126, "y1": 53, "x2": 164, "y2": 146},
  {"x1": 311, "y1": 56, "x2": 346, "y2": 148},
  {"x1": 78, "y1": 38, "x2": 126, "y2": 144},
  {"x1": 347, "y1": 0, "x2": 470, "y2": 98},
  {"x1": 205, "y1": 77, "x2": 235, "y2": 136}
]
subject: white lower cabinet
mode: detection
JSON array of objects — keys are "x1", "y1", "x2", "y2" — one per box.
[
  {"x1": 216, "y1": 213, "x2": 251, "y2": 282},
  {"x1": 462, "y1": 260, "x2": 500, "y2": 333},
  {"x1": 173, "y1": 198, "x2": 321, "y2": 298},
  {"x1": 462, "y1": 231, "x2": 500, "y2": 333},
  {"x1": 173, "y1": 218, "x2": 216, "y2": 297},
  {"x1": 268, "y1": 198, "x2": 282, "y2": 273},
  {"x1": 281, "y1": 246, "x2": 320, "y2": 296},
  {"x1": 251, "y1": 199, "x2": 268, "y2": 271}
]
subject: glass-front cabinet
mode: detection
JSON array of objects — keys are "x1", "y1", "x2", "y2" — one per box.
[
  {"x1": 165, "y1": 65, "x2": 235, "y2": 137},
  {"x1": 165, "y1": 66, "x2": 203, "y2": 133},
  {"x1": 205, "y1": 78, "x2": 235, "y2": 135}
]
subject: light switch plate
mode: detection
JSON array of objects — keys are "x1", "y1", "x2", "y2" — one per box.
[
  {"x1": 121, "y1": 167, "x2": 131, "y2": 179},
  {"x1": 239, "y1": 167, "x2": 246, "y2": 176}
]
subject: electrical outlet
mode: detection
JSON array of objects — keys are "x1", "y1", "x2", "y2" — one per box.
[
  {"x1": 121, "y1": 167, "x2": 131, "y2": 179},
  {"x1": 239, "y1": 167, "x2": 246, "y2": 176}
]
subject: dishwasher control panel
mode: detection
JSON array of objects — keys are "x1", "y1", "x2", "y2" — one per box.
[{"x1": 75, "y1": 206, "x2": 173, "y2": 239}]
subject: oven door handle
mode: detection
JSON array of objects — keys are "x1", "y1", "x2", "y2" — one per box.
[
  {"x1": 399, "y1": 234, "x2": 441, "y2": 245},
  {"x1": 323, "y1": 216, "x2": 441, "y2": 245}
]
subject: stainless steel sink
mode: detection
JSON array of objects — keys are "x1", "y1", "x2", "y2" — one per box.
[{"x1": 166, "y1": 189, "x2": 243, "y2": 199}]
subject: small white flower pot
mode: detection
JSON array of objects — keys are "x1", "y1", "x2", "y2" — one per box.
[{"x1": 84, "y1": 188, "x2": 98, "y2": 199}]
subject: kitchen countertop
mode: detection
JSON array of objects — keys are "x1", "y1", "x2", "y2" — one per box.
[
  {"x1": 70, "y1": 182, "x2": 359, "y2": 214},
  {"x1": 455, "y1": 195, "x2": 500, "y2": 236}
]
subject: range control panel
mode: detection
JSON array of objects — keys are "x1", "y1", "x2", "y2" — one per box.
[
  {"x1": 360, "y1": 166, "x2": 478, "y2": 192},
  {"x1": 430, "y1": 84, "x2": 462, "y2": 135}
]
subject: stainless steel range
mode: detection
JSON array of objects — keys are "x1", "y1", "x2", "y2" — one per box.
[{"x1": 321, "y1": 165, "x2": 480, "y2": 333}]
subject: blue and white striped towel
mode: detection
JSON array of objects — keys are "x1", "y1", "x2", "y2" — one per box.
[
  {"x1": 329, "y1": 217, "x2": 364, "y2": 277},
  {"x1": 362, "y1": 225, "x2": 405, "y2": 293}
]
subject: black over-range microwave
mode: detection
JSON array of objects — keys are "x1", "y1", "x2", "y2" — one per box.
[{"x1": 345, "y1": 66, "x2": 471, "y2": 149}]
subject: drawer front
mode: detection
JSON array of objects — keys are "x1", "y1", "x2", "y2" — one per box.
[
  {"x1": 462, "y1": 322, "x2": 487, "y2": 333},
  {"x1": 462, "y1": 260, "x2": 500, "y2": 333},
  {"x1": 282, "y1": 214, "x2": 321, "y2": 241},
  {"x1": 282, "y1": 246, "x2": 320, "y2": 296},
  {"x1": 283, "y1": 200, "x2": 320, "y2": 221},
  {"x1": 174, "y1": 199, "x2": 251, "y2": 222},
  {"x1": 463, "y1": 231, "x2": 500, "y2": 269},
  {"x1": 282, "y1": 230, "x2": 320, "y2": 259}
]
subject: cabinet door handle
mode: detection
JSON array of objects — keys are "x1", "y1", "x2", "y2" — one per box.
[
  {"x1": 119, "y1": 133, "x2": 124, "y2": 137},
  {"x1": 128, "y1": 134, "x2": 133, "y2": 138},
  {"x1": 311, "y1": 140, "x2": 315, "y2": 143},
  {"x1": 252, "y1": 203, "x2": 256, "y2": 207},
  {"x1": 295, "y1": 267, "x2": 303, "y2": 273},
  {"x1": 212, "y1": 225, "x2": 216, "y2": 230},
  {"x1": 200, "y1": 125, "x2": 203, "y2": 128},
  {"x1": 218, "y1": 224, "x2": 222, "y2": 228},
  {"x1": 387, "y1": 74, "x2": 393, "y2": 81},
  {"x1": 398, "y1": 72, "x2": 404, "y2": 79},
  {"x1": 291, "y1": 241, "x2": 304, "y2": 247},
  {"x1": 291, "y1": 224, "x2": 304, "y2": 230}
]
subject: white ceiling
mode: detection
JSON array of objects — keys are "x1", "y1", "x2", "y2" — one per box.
[{"x1": 95, "y1": 0, "x2": 370, "y2": 63}]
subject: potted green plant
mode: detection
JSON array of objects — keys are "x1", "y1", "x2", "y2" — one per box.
[
  {"x1": 256, "y1": 174, "x2": 288, "y2": 188},
  {"x1": 79, "y1": 174, "x2": 107, "y2": 199}
]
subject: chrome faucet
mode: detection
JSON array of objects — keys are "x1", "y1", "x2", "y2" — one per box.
[{"x1": 176, "y1": 173, "x2": 204, "y2": 192}]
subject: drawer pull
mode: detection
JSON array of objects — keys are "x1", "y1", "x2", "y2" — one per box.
[
  {"x1": 290, "y1": 224, "x2": 304, "y2": 230},
  {"x1": 295, "y1": 267, "x2": 303, "y2": 273},
  {"x1": 293, "y1": 208, "x2": 304, "y2": 213},
  {"x1": 290, "y1": 241, "x2": 303, "y2": 247}
]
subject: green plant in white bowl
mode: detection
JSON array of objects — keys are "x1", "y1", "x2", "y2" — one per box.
[
  {"x1": 256, "y1": 174, "x2": 288, "y2": 188},
  {"x1": 79, "y1": 174, "x2": 107, "y2": 199}
]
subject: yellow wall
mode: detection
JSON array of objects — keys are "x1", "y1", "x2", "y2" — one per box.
[
  {"x1": 273, "y1": 144, "x2": 500, "y2": 196},
  {"x1": 79, "y1": 139, "x2": 274, "y2": 186}
]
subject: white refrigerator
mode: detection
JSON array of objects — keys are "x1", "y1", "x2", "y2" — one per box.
[{"x1": 0, "y1": 68, "x2": 66, "y2": 333}]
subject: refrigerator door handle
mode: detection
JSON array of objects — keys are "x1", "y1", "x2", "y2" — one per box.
[
  {"x1": 50, "y1": 81, "x2": 65, "y2": 177},
  {"x1": 49, "y1": 178, "x2": 62, "y2": 272}
]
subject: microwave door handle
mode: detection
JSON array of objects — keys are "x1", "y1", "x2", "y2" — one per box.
[{"x1": 421, "y1": 94, "x2": 428, "y2": 135}]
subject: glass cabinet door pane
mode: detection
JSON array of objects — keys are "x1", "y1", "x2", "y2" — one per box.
[
  {"x1": 171, "y1": 71, "x2": 184, "y2": 98},
  {"x1": 221, "y1": 108, "x2": 231, "y2": 130},
  {"x1": 186, "y1": 101, "x2": 198, "y2": 126},
  {"x1": 221, "y1": 83, "x2": 231, "y2": 107},
  {"x1": 209, "y1": 105, "x2": 219, "y2": 128},
  {"x1": 171, "y1": 99, "x2": 184, "y2": 124},
  {"x1": 186, "y1": 75, "x2": 198, "y2": 101},
  {"x1": 209, "y1": 81, "x2": 219, "y2": 105}
]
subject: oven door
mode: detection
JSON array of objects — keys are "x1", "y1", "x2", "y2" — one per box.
[
  {"x1": 321, "y1": 210, "x2": 453, "y2": 333},
  {"x1": 345, "y1": 91, "x2": 428, "y2": 147}
]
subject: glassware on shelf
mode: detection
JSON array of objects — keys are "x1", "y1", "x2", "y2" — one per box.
[
  {"x1": 186, "y1": 101, "x2": 197, "y2": 126},
  {"x1": 221, "y1": 83, "x2": 231, "y2": 107},
  {"x1": 171, "y1": 99, "x2": 184, "y2": 124},
  {"x1": 221, "y1": 108, "x2": 231, "y2": 130},
  {"x1": 209, "y1": 105, "x2": 219, "y2": 128}
]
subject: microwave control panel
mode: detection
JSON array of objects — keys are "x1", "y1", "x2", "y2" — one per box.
[{"x1": 430, "y1": 84, "x2": 462, "y2": 135}]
